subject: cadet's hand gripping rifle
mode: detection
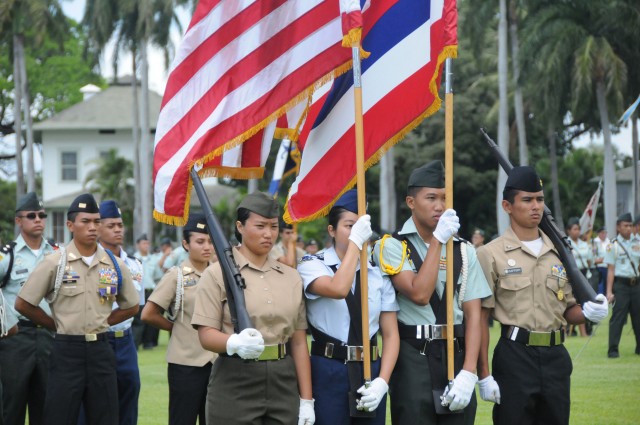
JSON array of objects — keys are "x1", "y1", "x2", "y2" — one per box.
[{"x1": 480, "y1": 128, "x2": 599, "y2": 305}]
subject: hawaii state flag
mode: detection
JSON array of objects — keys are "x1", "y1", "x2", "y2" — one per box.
[
  {"x1": 153, "y1": 1, "x2": 357, "y2": 225},
  {"x1": 285, "y1": 0, "x2": 458, "y2": 223},
  {"x1": 579, "y1": 180, "x2": 602, "y2": 236}
]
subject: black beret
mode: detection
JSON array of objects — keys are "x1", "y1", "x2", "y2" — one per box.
[
  {"x1": 68, "y1": 193, "x2": 99, "y2": 214},
  {"x1": 16, "y1": 192, "x2": 44, "y2": 212},
  {"x1": 408, "y1": 160, "x2": 445, "y2": 190},
  {"x1": 566, "y1": 217, "x2": 580, "y2": 228},
  {"x1": 183, "y1": 213, "x2": 208, "y2": 234},
  {"x1": 238, "y1": 192, "x2": 279, "y2": 218},
  {"x1": 504, "y1": 166, "x2": 543, "y2": 197},
  {"x1": 99, "y1": 200, "x2": 121, "y2": 219},
  {"x1": 617, "y1": 212, "x2": 633, "y2": 223}
]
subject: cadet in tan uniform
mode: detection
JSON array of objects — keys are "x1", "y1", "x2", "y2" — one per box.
[
  {"x1": 15, "y1": 193, "x2": 140, "y2": 425},
  {"x1": 141, "y1": 214, "x2": 215, "y2": 425},
  {"x1": 476, "y1": 167, "x2": 608, "y2": 425},
  {"x1": 192, "y1": 192, "x2": 315, "y2": 425}
]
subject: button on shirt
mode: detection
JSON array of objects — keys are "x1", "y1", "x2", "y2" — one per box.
[
  {"x1": 569, "y1": 238, "x2": 593, "y2": 270},
  {"x1": 0, "y1": 235, "x2": 55, "y2": 321},
  {"x1": 148, "y1": 259, "x2": 214, "y2": 367},
  {"x1": 297, "y1": 247, "x2": 398, "y2": 344},
  {"x1": 192, "y1": 247, "x2": 307, "y2": 345},
  {"x1": 373, "y1": 217, "x2": 491, "y2": 326},
  {"x1": 605, "y1": 235, "x2": 640, "y2": 278},
  {"x1": 18, "y1": 241, "x2": 139, "y2": 335},
  {"x1": 477, "y1": 226, "x2": 577, "y2": 332},
  {"x1": 109, "y1": 247, "x2": 146, "y2": 332}
]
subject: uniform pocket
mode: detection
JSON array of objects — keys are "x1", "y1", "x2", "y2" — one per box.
[
  {"x1": 497, "y1": 276, "x2": 532, "y2": 313},
  {"x1": 59, "y1": 283, "x2": 85, "y2": 297}
]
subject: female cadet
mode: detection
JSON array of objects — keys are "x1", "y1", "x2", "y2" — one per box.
[
  {"x1": 141, "y1": 214, "x2": 215, "y2": 425},
  {"x1": 297, "y1": 190, "x2": 400, "y2": 425},
  {"x1": 192, "y1": 192, "x2": 315, "y2": 425}
]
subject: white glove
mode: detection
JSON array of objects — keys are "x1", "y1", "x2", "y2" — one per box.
[
  {"x1": 441, "y1": 370, "x2": 477, "y2": 411},
  {"x1": 298, "y1": 398, "x2": 315, "y2": 425},
  {"x1": 582, "y1": 294, "x2": 609, "y2": 323},
  {"x1": 356, "y1": 377, "x2": 388, "y2": 412},
  {"x1": 478, "y1": 375, "x2": 501, "y2": 404},
  {"x1": 226, "y1": 328, "x2": 264, "y2": 359},
  {"x1": 433, "y1": 209, "x2": 460, "y2": 244},
  {"x1": 348, "y1": 214, "x2": 373, "y2": 250}
]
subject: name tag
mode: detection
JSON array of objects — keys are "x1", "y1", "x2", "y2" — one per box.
[
  {"x1": 15, "y1": 268, "x2": 28, "y2": 275},
  {"x1": 504, "y1": 267, "x2": 523, "y2": 275}
]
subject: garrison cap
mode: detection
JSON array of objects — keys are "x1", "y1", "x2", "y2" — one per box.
[
  {"x1": 160, "y1": 237, "x2": 172, "y2": 246},
  {"x1": 238, "y1": 192, "x2": 279, "y2": 218},
  {"x1": 68, "y1": 193, "x2": 99, "y2": 214},
  {"x1": 408, "y1": 160, "x2": 445, "y2": 189},
  {"x1": 184, "y1": 213, "x2": 208, "y2": 234},
  {"x1": 332, "y1": 189, "x2": 359, "y2": 214},
  {"x1": 16, "y1": 192, "x2": 44, "y2": 212},
  {"x1": 503, "y1": 166, "x2": 543, "y2": 198},
  {"x1": 136, "y1": 234, "x2": 148, "y2": 243},
  {"x1": 99, "y1": 200, "x2": 122, "y2": 219},
  {"x1": 617, "y1": 212, "x2": 633, "y2": 223},
  {"x1": 596, "y1": 227, "x2": 606, "y2": 233},
  {"x1": 566, "y1": 217, "x2": 580, "y2": 228}
]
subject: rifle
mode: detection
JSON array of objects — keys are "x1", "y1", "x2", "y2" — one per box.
[
  {"x1": 190, "y1": 167, "x2": 253, "y2": 332},
  {"x1": 480, "y1": 128, "x2": 599, "y2": 304}
]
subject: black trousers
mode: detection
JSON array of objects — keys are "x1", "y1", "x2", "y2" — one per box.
[
  {"x1": 0, "y1": 325, "x2": 53, "y2": 425},
  {"x1": 492, "y1": 338, "x2": 572, "y2": 425},
  {"x1": 389, "y1": 339, "x2": 476, "y2": 425},
  {"x1": 609, "y1": 279, "x2": 640, "y2": 354},
  {"x1": 141, "y1": 289, "x2": 159, "y2": 348},
  {"x1": 44, "y1": 338, "x2": 118, "y2": 425},
  {"x1": 168, "y1": 363, "x2": 211, "y2": 425}
]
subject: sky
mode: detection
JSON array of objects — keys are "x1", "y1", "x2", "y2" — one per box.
[{"x1": 54, "y1": 0, "x2": 640, "y2": 160}]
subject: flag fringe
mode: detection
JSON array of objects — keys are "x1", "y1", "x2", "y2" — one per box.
[
  {"x1": 283, "y1": 44, "x2": 458, "y2": 224},
  {"x1": 341, "y1": 28, "x2": 371, "y2": 59}
]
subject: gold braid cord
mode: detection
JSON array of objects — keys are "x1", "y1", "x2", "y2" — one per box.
[{"x1": 377, "y1": 235, "x2": 408, "y2": 276}]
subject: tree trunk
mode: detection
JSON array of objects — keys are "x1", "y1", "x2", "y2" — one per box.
[
  {"x1": 18, "y1": 36, "x2": 36, "y2": 193},
  {"x1": 379, "y1": 147, "x2": 396, "y2": 233},
  {"x1": 13, "y1": 34, "x2": 25, "y2": 198},
  {"x1": 509, "y1": 1, "x2": 528, "y2": 166},
  {"x1": 497, "y1": 0, "x2": 509, "y2": 235},
  {"x1": 632, "y1": 115, "x2": 639, "y2": 217},
  {"x1": 547, "y1": 125, "x2": 563, "y2": 229},
  {"x1": 139, "y1": 41, "x2": 153, "y2": 243},
  {"x1": 595, "y1": 81, "x2": 617, "y2": 236},
  {"x1": 131, "y1": 54, "x2": 142, "y2": 245}
]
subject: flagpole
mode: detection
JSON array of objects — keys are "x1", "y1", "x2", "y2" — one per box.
[
  {"x1": 444, "y1": 57, "x2": 455, "y2": 383},
  {"x1": 352, "y1": 42, "x2": 372, "y2": 387}
]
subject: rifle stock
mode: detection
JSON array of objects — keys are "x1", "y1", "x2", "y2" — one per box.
[
  {"x1": 480, "y1": 128, "x2": 599, "y2": 305},
  {"x1": 190, "y1": 168, "x2": 253, "y2": 332}
]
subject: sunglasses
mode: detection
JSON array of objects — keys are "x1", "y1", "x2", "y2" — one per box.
[{"x1": 19, "y1": 212, "x2": 48, "y2": 220}]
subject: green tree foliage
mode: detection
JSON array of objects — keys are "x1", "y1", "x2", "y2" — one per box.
[{"x1": 0, "y1": 179, "x2": 16, "y2": 242}]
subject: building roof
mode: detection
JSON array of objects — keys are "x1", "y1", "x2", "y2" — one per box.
[{"x1": 34, "y1": 81, "x2": 163, "y2": 131}]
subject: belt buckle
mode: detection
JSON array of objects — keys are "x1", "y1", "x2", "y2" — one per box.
[
  {"x1": 346, "y1": 346, "x2": 363, "y2": 362},
  {"x1": 630, "y1": 278, "x2": 637, "y2": 286},
  {"x1": 324, "y1": 342, "x2": 334, "y2": 359},
  {"x1": 371, "y1": 346, "x2": 379, "y2": 361},
  {"x1": 528, "y1": 331, "x2": 550, "y2": 347},
  {"x1": 114, "y1": 330, "x2": 125, "y2": 338},
  {"x1": 85, "y1": 334, "x2": 98, "y2": 342},
  {"x1": 432, "y1": 325, "x2": 446, "y2": 340}
]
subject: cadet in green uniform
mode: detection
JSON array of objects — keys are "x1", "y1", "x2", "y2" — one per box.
[
  {"x1": 0, "y1": 304, "x2": 17, "y2": 425},
  {"x1": 476, "y1": 166, "x2": 609, "y2": 425},
  {"x1": 373, "y1": 161, "x2": 492, "y2": 425},
  {"x1": 192, "y1": 192, "x2": 315, "y2": 425},
  {"x1": 14, "y1": 193, "x2": 140, "y2": 425},
  {"x1": 605, "y1": 212, "x2": 640, "y2": 358},
  {"x1": 0, "y1": 192, "x2": 55, "y2": 425},
  {"x1": 142, "y1": 214, "x2": 216, "y2": 425}
]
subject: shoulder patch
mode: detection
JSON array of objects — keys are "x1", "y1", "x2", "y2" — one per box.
[{"x1": 300, "y1": 254, "x2": 321, "y2": 263}]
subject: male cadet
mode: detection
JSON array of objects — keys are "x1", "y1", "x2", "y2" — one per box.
[
  {"x1": 373, "y1": 160, "x2": 492, "y2": 425},
  {"x1": 605, "y1": 212, "x2": 640, "y2": 358},
  {"x1": 14, "y1": 193, "x2": 140, "y2": 425},
  {"x1": 0, "y1": 192, "x2": 56, "y2": 425},
  {"x1": 79, "y1": 200, "x2": 144, "y2": 425},
  {"x1": 271, "y1": 221, "x2": 306, "y2": 267},
  {"x1": 476, "y1": 166, "x2": 609, "y2": 425},
  {"x1": 134, "y1": 234, "x2": 161, "y2": 349}
]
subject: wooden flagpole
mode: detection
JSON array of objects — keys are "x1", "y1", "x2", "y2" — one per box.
[
  {"x1": 351, "y1": 42, "x2": 372, "y2": 386},
  {"x1": 444, "y1": 57, "x2": 455, "y2": 383}
]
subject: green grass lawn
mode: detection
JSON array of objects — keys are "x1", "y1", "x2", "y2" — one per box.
[{"x1": 137, "y1": 315, "x2": 640, "y2": 424}]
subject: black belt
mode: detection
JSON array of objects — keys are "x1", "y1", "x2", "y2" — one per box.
[
  {"x1": 501, "y1": 325, "x2": 564, "y2": 347},
  {"x1": 54, "y1": 333, "x2": 108, "y2": 342},
  {"x1": 616, "y1": 277, "x2": 638, "y2": 286},
  {"x1": 18, "y1": 319, "x2": 42, "y2": 328},
  {"x1": 310, "y1": 338, "x2": 379, "y2": 362},
  {"x1": 397, "y1": 321, "x2": 465, "y2": 340}
]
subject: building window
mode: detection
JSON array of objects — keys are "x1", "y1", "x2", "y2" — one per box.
[
  {"x1": 51, "y1": 211, "x2": 66, "y2": 244},
  {"x1": 61, "y1": 152, "x2": 77, "y2": 181}
]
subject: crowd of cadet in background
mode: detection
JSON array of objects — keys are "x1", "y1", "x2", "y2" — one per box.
[{"x1": 0, "y1": 165, "x2": 638, "y2": 425}]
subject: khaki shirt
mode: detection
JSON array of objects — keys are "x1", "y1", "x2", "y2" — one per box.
[
  {"x1": 476, "y1": 227, "x2": 577, "y2": 332},
  {"x1": 192, "y1": 247, "x2": 307, "y2": 345},
  {"x1": 18, "y1": 241, "x2": 139, "y2": 335},
  {"x1": 148, "y1": 259, "x2": 215, "y2": 367},
  {"x1": 270, "y1": 241, "x2": 306, "y2": 264}
]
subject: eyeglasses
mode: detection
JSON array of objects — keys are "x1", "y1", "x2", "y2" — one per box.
[{"x1": 18, "y1": 212, "x2": 48, "y2": 220}]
